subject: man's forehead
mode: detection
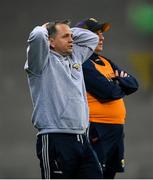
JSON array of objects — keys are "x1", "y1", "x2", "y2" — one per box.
[
  {"x1": 96, "y1": 29, "x2": 103, "y2": 33},
  {"x1": 56, "y1": 24, "x2": 71, "y2": 32},
  {"x1": 55, "y1": 25, "x2": 72, "y2": 37}
]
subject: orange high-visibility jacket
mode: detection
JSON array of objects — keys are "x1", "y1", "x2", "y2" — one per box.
[{"x1": 82, "y1": 54, "x2": 138, "y2": 124}]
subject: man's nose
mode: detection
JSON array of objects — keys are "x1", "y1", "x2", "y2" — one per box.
[
  {"x1": 69, "y1": 36, "x2": 73, "y2": 43},
  {"x1": 99, "y1": 34, "x2": 104, "y2": 41}
]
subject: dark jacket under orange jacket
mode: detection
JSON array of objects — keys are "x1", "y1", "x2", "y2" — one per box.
[{"x1": 82, "y1": 53, "x2": 139, "y2": 124}]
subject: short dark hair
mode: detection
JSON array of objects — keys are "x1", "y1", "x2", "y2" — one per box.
[{"x1": 46, "y1": 20, "x2": 71, "y2": 38}]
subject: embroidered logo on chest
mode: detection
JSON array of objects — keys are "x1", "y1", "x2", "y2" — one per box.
[{"x1": 72, "y1": 63, "x2": 81, "y2": 71}]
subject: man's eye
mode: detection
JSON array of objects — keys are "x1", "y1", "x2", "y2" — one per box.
[{"x1": 63, "y1": 34, "x2": 69, "y2": 38}]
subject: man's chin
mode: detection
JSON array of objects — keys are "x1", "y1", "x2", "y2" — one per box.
[
  {"x1": 67, "y1": 49, "x2": 73, "y2": 55},
  {"x1": 95, "y1": 47, "x2": 103, "y2": 53},
  {"x1": 63, "y1": 50, "x2": 72, "y2": 56}
]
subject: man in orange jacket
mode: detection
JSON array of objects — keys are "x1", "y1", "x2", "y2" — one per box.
[{"x1": 76, "y1": 18, "x2": 139, "y2": 178}]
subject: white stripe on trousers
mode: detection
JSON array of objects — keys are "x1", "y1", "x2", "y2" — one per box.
[{"x1": 42, "y1": 134, "x2": 50, "y2": 179}]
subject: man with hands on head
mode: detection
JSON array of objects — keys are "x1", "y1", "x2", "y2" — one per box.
[
  {"x1": 24, "y1": 20, "x2": 103, "y2": 179},
  {"x1": 76, "y1": 18, "x2": 139, "y2": 179}
]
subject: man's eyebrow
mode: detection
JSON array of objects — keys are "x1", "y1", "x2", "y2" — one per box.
[{"x1": 62, "y1": 32, "x2": 72, "y2": 37}]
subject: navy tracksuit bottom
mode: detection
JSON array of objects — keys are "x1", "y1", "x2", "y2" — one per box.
[{"x1": 36, "y1": 133, "x2": 103, "y2": 179}]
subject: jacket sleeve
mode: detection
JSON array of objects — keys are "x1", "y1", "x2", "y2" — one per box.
[
  {"x1": 108, "y1": 59, "x2": 139, "y2": 95},
  {"x1": 24, "y1": 26, "x2": 49, "y2": 75},
  {"x1": 82, "y1": 60, "x2": 126, "y2": 102},
  {"x1": 71, "y1": 27, "x2": 98, "y2": 64}
]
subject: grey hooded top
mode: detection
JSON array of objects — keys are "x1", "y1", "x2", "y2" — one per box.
[{"x1": 24, "y1": 26, "x2": 98, "y2": 135}]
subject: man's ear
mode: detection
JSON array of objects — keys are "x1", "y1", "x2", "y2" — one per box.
[{"x1": 49, "y1": 38, "x2": 55, "y2": 48}]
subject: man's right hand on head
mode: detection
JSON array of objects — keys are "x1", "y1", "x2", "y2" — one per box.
[{"x1": 42, "y1": 22, "x2": 50, "y2": 28}]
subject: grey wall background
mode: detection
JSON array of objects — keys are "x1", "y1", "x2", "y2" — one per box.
[{"x1": 0, "y1": 0, "x2": 152, "y2": 178}]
